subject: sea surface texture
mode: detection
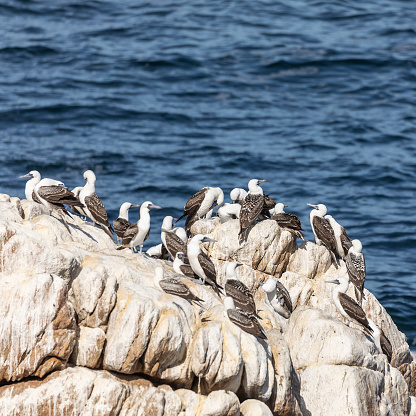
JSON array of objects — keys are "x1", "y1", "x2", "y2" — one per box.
[{"x1": 0, "y1": 0, "x2": 415, "y2": 343}]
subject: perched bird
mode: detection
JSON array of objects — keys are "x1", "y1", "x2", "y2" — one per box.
[
  {"x1": 272, "y1": 203, "x2": 305, "y2": 240},
  {"x1": 118, "y1": 201, "x2": 161, "y2": 253},
  {"x1": 224, "y1": 262, "x2": 260, "y2": 318},
  {"x1": 160, "y1": 216, "x2": 177, "y2": 258},
  {"x1": 146, "y1": 243, "x2": 165, "y2": 258},
  {"x1": 79, "y1": 170, "x2": 113, "y2": 238},
  {"x1": 230, "y1": 188, "x2": 247, "y2": 205},
  {"x1": 217, "y1": 203, "x2": 241, "y2": 223},
  {"x1": 307, "y1": 203, "x2": 338, "y2": 264},
  {"x1": 19, "y1": 170, "x2": 42, "y2": 203},
  {"x1": 69, "y1": 187, "x2": 87, "y2": 219},
  {"x1": 368, "y1": 319, "x2": 393, "y2": 363},
  {"x1": 223, "y1": 296, "x2": 267, "y2": 340},
  {"x1": 239, "y1": 179, "x2": 267, "y2": 240},
  {"x1": 260, "y1": 278, "x2": 292, "y2": 319},
  {"x1": 345, "y1": 239, "x2": 366, "y2": 305},
  {"x1": 326, "y1": 277, "x2": 372, "y2": 332},
  {"x1": 162, "y1": 226, "x2": 189, "y2": 263},
  {"x1": 173, "y1": 252, "x2": 197, "y2": 279},
  {"x1": 325, "y1": 215, "x2": 352, "y2": 258},
  {"x1": 153, "y1": 267, "x2": 205, "y2": 308},
  {"x1": 187, "y1": 234, "x2": 223, "y2": 295},
  {"x1": 34, "y1": 178, "x2": 83, "y2": 232},
  {"x1": 113, "y1": 202, "x2": 140, "y2": 244}
]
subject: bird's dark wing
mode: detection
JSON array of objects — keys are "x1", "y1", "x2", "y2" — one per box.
[
  {"x1": 113, "y1": 218, "x2": 131, "y2": 238},
  {"x1": 37, "y1": 186, "x2": 84, "y2": 207},
  {"x1": 227, "y1": 309, "x2": 267, "y2": 339},
  {"x1": 165, "y1": 231, "x2": 188, "y2": 261},
  {"x1": 32, "y1": 191, "x2": 42, "y2": 204},
  {"x1": 273, "y1": 212, "x2": 303, "y2": 231},
  {"x1": 340, "y1": 226, "x2": 352, "y2": 257},
  {"x1": 225, "y1": 279, "x2": 257, "y2": 315},
  {"x1": 339, "y1": 292, "x2": 371, "y2": 331},
  {"x1": 198, "y1": 252, "x2": 217, "y2": 283},
  {"x1": 380, "y1": 330, "x2": 393, "y2": 362},
  {"x1": 346, "y1": 252, "x2": 366, "y2": 297},
  {"x1": 276, "y1": 280, "x2": 293, "y2": 313},
  {"x1": 121, "y1": 223, "x2": 138, "y2": 246},
  {"x1": 181, "y1": 188, "x2": 209, "y2": 217},
  {"x1": 85, "y1": 193, "x2": 111, "y2": 227},
  {"x1": 262, "y1": 194, "x2": 276, "y2": 209},
  {"x1": 239, "y1": 194, "x2": 264, "y2": 237},
  {"x1": 312, "y1": 216, "x2": 337, "y2": 253},
  {"x1": 180, "y1": 264, "x2": 197, "y2": 279},
  {"x1": 159, "y1": 278, "x2": 202, "y2": 302}
]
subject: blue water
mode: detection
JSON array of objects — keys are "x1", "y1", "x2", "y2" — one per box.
[{"x1": 0, "y1": 0, "x2": 415, "y2": 343}]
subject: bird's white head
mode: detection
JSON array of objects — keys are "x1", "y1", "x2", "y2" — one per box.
[
  {"x1": 248, "y1": 179, "x2": 267, "y2": 194},
  {"x1": 307, "y1": 203, "x2": 327, "y2": 216},
  {"x1": 273, "y1": 203, "x2": 285, "y2": 214},
  {"x1": 83, "y1": 170, "x2": 96, "y2": 183},
  {"x1": 326, "y1": 276, "x2": 349, "y2": 292},
  {"x1": 162, "y1": 216, "x2": 174, "y2": 230},
  {"x1": 351, "y1": 239, "x2": 363, "y2": 253},
  {"x1": 214, "y1": 187, "x2": 224, "y2": 206},
  {"x1": 19, "y1": 170, "x2": 41, "y2": 180},
  {"x1": 141, "y1": 201, "x2": 162, "y2": 212},
  {"x1": 230, "y1": 188, "x2": 242, "y2": 203},
  {"x1": 261, "y1": 278, "x2": 277, "y2": 293},
  {"x1": 225, "y1": 261, "x2": 242, "y2": 278},
  {"x1": 191, "y1": 234, "x2": 217, "y2": 245},
  {"x1": 176, "y1": 251, "x2": 185, "y2": 262},
  {"x1": 173, "y1": 227, "x2": 187, "y2": 243},
  {"x1": 223, "y1": 296, "x2": 236, "y2": 310}
]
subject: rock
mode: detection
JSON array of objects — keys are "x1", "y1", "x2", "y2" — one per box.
[
  {"x1": 176, "y1": 388, "x2": 205, "y2": 415},
  {"x1": 70, "y1": 326, "x2": 106, "y2": 368},
  {"x1": 0, "y1": 273, "x2": 76, "y2": 382},
  {"x1": 399, "y1": 361, "x2": 416, "y2": 396},
  {"x1": 0, "y1": 201, "x2": 23, "y2": 224},
  {"x1": 200, "y1": 390, "x2": 240, "y2": 416},
  {"x1": 20, "y1": 199, "x2": 49, "y2": 220},
  {"x1": 10, "y1": 197, "x2": 24, "y2": 218},
  {"x1": 240, "y1": 399, "x2": 273, "y2": 416},
  {"x1": 0, "y1": 193, "x2": 10, "y2": 202}
]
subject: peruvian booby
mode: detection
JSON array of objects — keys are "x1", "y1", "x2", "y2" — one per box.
[
  {"x1": 69, "y1": 187, "x2": 87, "y2": 219},
  {"x1": 162, "y1": 226, "x2": 189, "y2": 263},
  {"x1": 272, "y1": 203, "x2": 305, "y2": 240},
  {"x1": 79, "y1": 170, "x2": 113, "y2": 238},
  {"x1": 307, "y1": 203, "x2": 338, "y2": 264},
  {"x1": 34, "y1": 178, "x2": 83, "y2": 232},
  {"x1": 368, "y1": 319, "x2": 393, "y2": 363},
  {"x1": 345, "y1": 239, "x2": 366, "y2": 305},
  {"x1": 325, "y1": 215, "x2": 352, "y2": 258},
  {"x1": 113, "y1": 202, "x2": 140, "y2": 244},
  {"x1": 173, "y1": 252, "x2": 196, "y2": 279},
  {"x1": 230, "y1": 188, "x2": 247, "y2": 205},
  {"x1": 217, "y1": 203, "x2": 241, "y2": 223},
  {"x1": 154, "y1": 267, "x2": 204, "y2": 308},
  {"x1": 187, "y1": 234, "x2": 223, "y2": 295},
  {"x1": 239, "y1": 179, "x2": 267, "y2": 240},
  {"x1": 326, "y1": 277, "x2": 372, "y2": 332},
  {"x1": 118, "y1": 201, "x2": 161, "y2": 253},
  {"x1": 19, "y1": 170, "x2": 42, "y2": 203},
  {"x1": 223, "y1": 296, "x2": 267, "y2": 340},
  {"x1": 224, "y1": 262, "x2": 260, "y2": 318},
  {"x1": 260, "y1": 278, "x2": 292, "y2": 319}
]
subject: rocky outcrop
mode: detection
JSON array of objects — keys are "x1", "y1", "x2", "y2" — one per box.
[{"x1": 0, "y1": 194, "x2": 413, "y2": 415}]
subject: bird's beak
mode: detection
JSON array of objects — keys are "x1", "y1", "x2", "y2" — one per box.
[
  {"x1": 254, "y1": 279, "x2": 265, "y2": 286},
  {"x1": 202, "y1": 237, "x2": 217, "y2": 243},
  {"x1": 149, "y1": 204, "x2": 161, "y2": 210},
  {"x1": 284, "y1": 205, "x2": 288, "y2": 208},
  {"x1": 326, "y1": 279, "x2": 340, "y2": 285},
  {"x1": 236, "y1": 263, "x2": 243, "y2": 268},
  {"x1": 258, "y1": 180, "x2": 267, "y2": 183},
  {"x1": 173, "y1": 218, "x2": 179, "y2": 222},
  {"x1": 307, "y1": 203, "x2": 319, "y2": 209},
  {"x1": 131, "y1": 204, "x2": 140, "y2": 208},
  {"x1": 161, "y1": 228, "x2": 170, "y2": 233},
  {"x1": 19, "y1": 173, "x2": 32, "y2": 179}
]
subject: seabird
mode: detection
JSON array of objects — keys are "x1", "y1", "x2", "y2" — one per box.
[
  {"x1": 146, "y1": 243, "x2": 164, "y2": 258},
  {"x1": 79, "y1": 170, "x2": 114, "y2": 238},
  {"x1": 118, "y1": 201, "x2": 161, "y2": 253},
  {"x1": 272, "y1": 203, "x2": 305, "y2": 240},
  {"x1": 19, "y1": 170, "x2": 42, "y2": 203},
  {"x1": 230, "y1": 188, "x2": 247, "y2": 205},
  {"x1": 307, "y1": 203, "x2": 338, "y2": 264},
  {"x1": 224, "y1": 262, "x2": 260, "y2": 318},
  {"x1": 260, "y1": 278, "x2": 292, "y2": 319},
  {"x1": 173, "y1": 226, "x2": 188, "y2": 243},
  {"x1": 223, "y1": 296, "x2": 267, "y2": 340},
  {"x1": 217, "y1": 203, "x2": 241, "y2": 223},
  {"x1": 368, "y1": 319, "x2": 393, "y2": 363},
  {"x1": 113, "y1": 202, "x2": 140, "y2": 244},
  {"x1": 239, "y1": 179, "x2": 267, "y2": 240},
  {"x1": 162, "y1": 226, "x2": 189, "y2": 263},
  {"x1": 187, "y1": 234, "x2": 223, "y2": 295},
  {"x1": 261, "y1": 194, "x2": 277, "y2": 219},
  {"x1": 325, "y1": 215, "x2": 352, "y2": 258},
  {"x1": 177, "y1": 187, "x2": 224, "y2": 236},
  {"x1": 326, "y1": 277, "x2": 372, "y2": 332},
  {"x1": 34, "y1": 178, "x2": 83, "y2": 232},
  {"x1": 173, "y1": 251, "x2": 196, "y2": 279},
  {"x1": 345, "y1": 239, "x2": 366, "y2": 305},
  {"x1": 69, "y1": 187, "x2": 87, "y2": 219},
  {"x1": 153, "y1": 267, "x2": 204, "y2": 308}
]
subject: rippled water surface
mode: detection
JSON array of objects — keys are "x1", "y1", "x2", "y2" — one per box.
[{"x1": 0, "y1": 0, "x2": 415, "y2": 342}]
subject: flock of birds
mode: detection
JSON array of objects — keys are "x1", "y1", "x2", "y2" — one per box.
[{"x1": 19, "y1": 170, "x2": 392, "y2": 362}]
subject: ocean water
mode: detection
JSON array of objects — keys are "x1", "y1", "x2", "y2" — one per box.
[{"x1": 0, "y1": 0, "x2": 415, "y2": 343}]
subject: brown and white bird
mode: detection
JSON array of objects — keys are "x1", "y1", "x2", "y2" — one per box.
[
  {"x1": 217, "y1": 203, "x2": 241, "y2": 223},
  {"x1": 260, "y1": 278, "x2": 293, "y2": 319},
  {"x1": 118, "y1": 201, "x2": 161, "y2": 253},
  {"x1": 368, "y1": 319, "x2": 393, "y2": 363},
  {"x1": 34, "y1": 177, "x2": 83, "y2": 232},
  {"x1": 113, "y1": 202, "x2": 140, "y2": 244},
  {"x1": 307, "y1": 203, "x2": 338, "y2": 264},
  {"x1": 187, "y1": 234, "x2": 223, "y2": 295},
  {"x1": 326, "y1": 277, "x2": 372, "y2": 333},
  {"x1": 223, "y1": 296, "x2": 267, "y2": 340},
  {"x1": 154, "y1": 267, "x2": 204, "y2": 308},
  {"x1": 345, "y1": 239, "x2": 366, "y2": 305},
  {"x1": 239, "y1": 179, "x2": 267, "y2": 240},
  {"x1": 69, "y1": 187, "x2": 87, "y2": 219},
  {"x1": 230, "y1": 188, "x2": 247, "y2": 205},
  {"x1": 325, "y1": 215, "x2": 352, "y2": 258},
  {"x1": 19, "y1": 170, "x2": 42, "y2": 203},
  {"x1": 224, "y1": 262, "x2": 260, "y2": 318},
  {"x1": 173, "y1": 252, "x2": 196, "y2": 279},
  {"x1": 272, "y1": 203, "x2": 305, "y2": 240},
  {"x1": 162, "y1": 226, "x2": 189, "y2": 262},
  {"x1": 79, "y1": 170, "x2": 113, "y2": 238}
]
